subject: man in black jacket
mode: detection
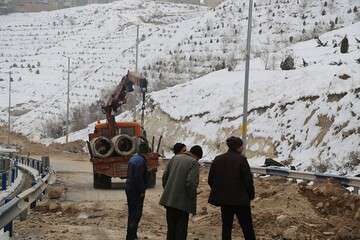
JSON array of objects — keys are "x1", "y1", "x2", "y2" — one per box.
[{"x1": 208, "y1": 136, "x2": 256, "y2": 240}]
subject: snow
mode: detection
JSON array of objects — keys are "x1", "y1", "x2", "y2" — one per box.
[
  {"x1": 60, "y1": 22, "x2": 360, "y2": 175},
  {"x1": 0, "y1": 0, "x2": 359, "y2": 175},
  {"x1": 0, "y1": 0, "x2": 359, "y2": 141},
  {"x1": 0, "y1": 230, "x2": 10, "y2": 240}
]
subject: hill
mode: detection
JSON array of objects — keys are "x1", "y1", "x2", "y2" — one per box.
[{"x1": 59, "y1": 22, "x2": 360, "y2": 175}]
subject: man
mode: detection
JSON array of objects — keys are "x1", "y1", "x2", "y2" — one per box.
[
  {"x1": 172, "y1": 142, "x2": 187, "y2": 155},
  {"x1": 125, "y1": 142, "x2": 149, "y2": 240},
  {"x1": 160, "y1": 145, "x2": 203, "y2": 240},
  {"x1": 208, "y1": 136, "x2": 256, "y2": 240}
]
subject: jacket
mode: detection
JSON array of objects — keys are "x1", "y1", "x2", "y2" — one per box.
[
  {"x1": 159, "y1": 152, "x2": 199, "y2": 214},
  {"x1": 126, "y1": 153, "x2": 147, "y2": 195},
  {"x1": 208, "y1": 150, "x2": 255, "y2": 207}
]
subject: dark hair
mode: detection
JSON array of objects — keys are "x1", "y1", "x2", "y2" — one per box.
[
  {"x1": 190, "y1": 145, "x2": 203, "y2": 159},
  {"x1": 138, "y1": 141, "x2": 149, "y2": 154},
  {"x1": 226, "y1": 136, "x2": 243, "y2": 151},
  {"x1": 173, "y1": 143, "x2": 186, "y2": 155}
]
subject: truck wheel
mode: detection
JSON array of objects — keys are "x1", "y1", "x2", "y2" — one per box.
[
  {"x1": 93, "y1": 173, "x2": 112, "y2": 189},
  {"x1": 146, "y1": 171, "x2": 156, "y2": 189}
]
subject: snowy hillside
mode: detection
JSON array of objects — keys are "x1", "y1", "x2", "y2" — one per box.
[
  {"x1": 0, "y1": 0, "x2": 359, "y2": 141},
  {"x1": 0, "y1": 0, "x2": 207, "y2": 140},
  {"x1": 60, "y1": 22, "x2": 360, "y2": 175}
]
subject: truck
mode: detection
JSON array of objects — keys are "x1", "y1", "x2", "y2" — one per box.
[{"x1": 87, "y1": 71, "x2": 160, "y2": 189}]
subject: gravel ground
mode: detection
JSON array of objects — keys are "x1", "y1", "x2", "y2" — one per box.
[{"x1": 12, "y1": 157, "x2": 360, "y2": 240}]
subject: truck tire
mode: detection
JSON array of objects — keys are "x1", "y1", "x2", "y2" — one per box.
[
  {"x1": 90, "y1": 137, "x2": 114, "y2": 158},
  {"x1": 146, "y1": 171, "x2": 156, "y2": 189},
  {"x1": 112, "y1": 134, "x2": 136, "y2": 156},
  {"x1": 93, "y1": 173, "x2": 112, "y2": 189}
]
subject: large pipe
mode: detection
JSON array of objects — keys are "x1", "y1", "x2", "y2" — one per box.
[
  {"x1": 112, "y1": 134, "x2": 136, "y2": 156},
  {"x1": 90, "y1": 137, "x2": 114, "y2": 158}
]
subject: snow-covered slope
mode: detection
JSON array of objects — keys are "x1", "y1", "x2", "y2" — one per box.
[
  {"x1": 0, "y1": 0, "x2": 207, "y2": 140},
  {"x1": 59, "y1": 22, "x2": 360, "y2": 175},
  {"x1": 1, "y1": 0, "x2": 359, "y2": 140}
]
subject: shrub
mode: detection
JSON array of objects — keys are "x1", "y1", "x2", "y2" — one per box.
[
  {"x1": 340, "y1": 36, "x2": 349, "y2": 53},
  {"x1": 280, "y1": 56, "x2": 295, "y2": 70}
]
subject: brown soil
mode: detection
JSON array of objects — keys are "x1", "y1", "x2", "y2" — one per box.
[{"x1": 3, "y1": 129, "x2": 359, "y2": 240}]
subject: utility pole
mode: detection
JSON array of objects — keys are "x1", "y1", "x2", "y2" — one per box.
[
  {"x1": 133, "y1": 25, "x2": 140, "y2": 121},
  {"x1": 66, "y1": 57, "x2": 70, "y2": 144},
  {"x1": 242, "y1": 0, "x2": 254, "y2": 150},
  {"x1": 8, "y1": 72, "x2": 12, "y2": 146},
  {"x1": 135, "y1": 25, "x2": 140, "y2": 73}
]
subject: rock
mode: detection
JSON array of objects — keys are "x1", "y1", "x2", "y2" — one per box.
[
  {"x1": 77, "y1": 212, "x2": 89, "y2": 219},
  {"x1": 200, "y1": 207, "x2": 208, "y2": 215},
  {"x1": 323, "y1": 232, "x2": 335, "y2": 236},
  {"x1": 354, "y1": 208, "x2": 360, "y2": 221},
  {"x1": 283, "y1": 226, "x2": 298, "y2": 239},
  {"x1": 337, "y1": 227, "x2": 353, "y2": 239},
  {"x1": 276, "y1": 215, "x2": 290, "y2": 227},
  {"x1": 48, "y1": 201, "x2": 60, "y2": 211},
  {"x1": 316, "y1": 202, "x2": 324, "y2": 208},
  {"x1": 47, "y1": 186, "x2": 64, "y2": 199}
]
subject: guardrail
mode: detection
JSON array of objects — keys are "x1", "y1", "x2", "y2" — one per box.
[
  {"x1": 0, "y1": 153, "x2": 19, "y2": 194},
  {"x1": 0, "y1": 153, "x2": 52, "y2": 238},
  {"x1": 251, "y1": 166, "x2": 360, "y2": 194}
]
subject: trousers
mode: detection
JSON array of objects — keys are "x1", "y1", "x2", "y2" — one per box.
[
  {"x1": 126, "y1": 189, "x2": 145, "y2": 240},
  {"x1": 166, "y1": 207, "x2": 189, "y2": 240},
  {"x1": 221, "y1": 205, "x2": 256, "y2": 240}
]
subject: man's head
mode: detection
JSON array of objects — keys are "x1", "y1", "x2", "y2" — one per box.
[
  {"x1": 226, "y1": 136, "x2": 243, "y2": 153},
  {"x1": 137, "y1": 141, "x2": 149, "y2": 154},
  {"x1": 190, "y1": 145, "x2": 203, "y2": 160},
  {"x1": 172, "y1": 143, "x2": 186, "y2": 155}
]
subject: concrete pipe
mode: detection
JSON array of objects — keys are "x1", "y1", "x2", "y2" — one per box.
[
  {"x1": 112, "y1": 134, "x2": 136, "y2": 156},
  {"x1": 90, "y1": 137, "x2": 114, "y2": 158}
]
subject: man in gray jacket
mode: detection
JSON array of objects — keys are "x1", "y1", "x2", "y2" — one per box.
[{"x1": 160, "y1": 145, "x2": 203, "y2": 240}]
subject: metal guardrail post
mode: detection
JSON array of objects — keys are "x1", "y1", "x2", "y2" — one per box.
[
  {"x1": 1, "y1": 172, "x2": 6, "y2": 191},
  {"x1": 4, "y1": 198, "x2": 13, "y2": 237},
  {"x1": 19, "y1": 209, "x2": 28, "y2": 221},
  {"x1": 30, "y1": 180, "x2": 37, "y2": 209},
  {"x1": 41, "y1": 156, "x2": 50, "y2": 173},
  {"x1": 11, "y1": 168, "x2": 15, "y2": 184}
]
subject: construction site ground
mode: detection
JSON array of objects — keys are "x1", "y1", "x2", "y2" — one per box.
[{"x1": 1, "y1": 129, "x2": 359, "y2": 240}]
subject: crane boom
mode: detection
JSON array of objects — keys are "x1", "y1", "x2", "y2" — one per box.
[{"x1": 101, "y1": 71, "x2": 148, "y2": 137}]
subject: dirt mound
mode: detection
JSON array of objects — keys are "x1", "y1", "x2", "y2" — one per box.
[{"x1": 299, "y1": 179, "x2": 360, "y2": 239}]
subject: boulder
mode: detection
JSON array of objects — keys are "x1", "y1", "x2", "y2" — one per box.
[
  {"x1": 283, "y1": 226, "x2": 298, "y2": 239},
  {"x1": 276, "y1": 215, "x2": 290, "y2": 227},
  {"x1": 47, "y1": 186, "x2": 65, "y2": 199},
  {"x1": 48, "y1": 201, "x2": 60, "y2": 211}
]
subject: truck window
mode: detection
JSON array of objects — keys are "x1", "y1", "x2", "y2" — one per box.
[{"x1": 120, "y1": 127, "x2": 135, "y2": 136}]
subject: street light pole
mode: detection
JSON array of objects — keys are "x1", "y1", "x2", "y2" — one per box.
[
  {"x1": 133, "y1": 25, "x2": 140, "y2": 121},
  {"x1": 8, "y1": 72, "x2": 12, "y2": 146},
  {"x1": 66, "y1": 57, "x2": 70, "y2": 144},
  {"x1": 242, "y1": 0, "x2": 254, "y2": 150},
  {"x1": 135, "y1": 25, "x2": 140, "y2": 73}
]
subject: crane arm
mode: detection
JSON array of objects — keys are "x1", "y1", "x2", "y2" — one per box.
[{"x1": 102, "y1": 71, "x2": 148, "y2": 115}]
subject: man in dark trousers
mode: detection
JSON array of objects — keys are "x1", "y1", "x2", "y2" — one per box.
[
  {"x1": 160, "y1": 145, "x2": 203, "y2": 240},
  {"x1": 125, "y1": 142, "x2": 149, "y2": 240},
  {"x1": 208, "y1": 136, "x2": 256, "y2": 240}
]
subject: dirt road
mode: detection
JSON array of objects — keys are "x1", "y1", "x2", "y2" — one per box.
[
  {"x1": 2, "y1": 129, "x2": 359, "y2": 239},
  {"x1": 12, "y1": 155, "x2": 360, "y2": 240}
]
